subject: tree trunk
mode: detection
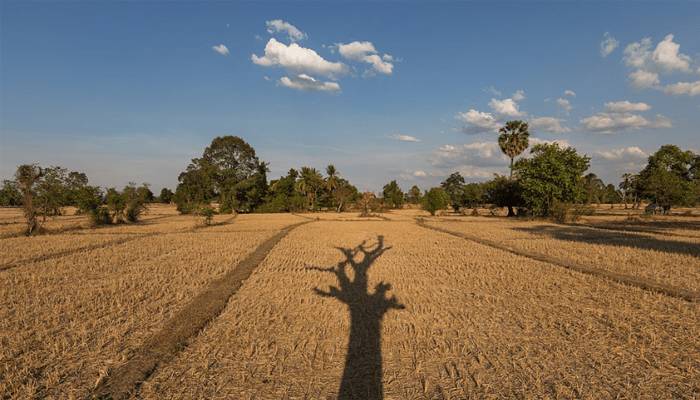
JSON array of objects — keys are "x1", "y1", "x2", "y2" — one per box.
[
  {"x1": 507, "y1": 205, "x2": 515, "y2": 217},
  {"x1": 509, "y1": 157, "x2": 514, "y2": 178}
]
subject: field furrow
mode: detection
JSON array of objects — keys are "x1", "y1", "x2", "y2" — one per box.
[{"x1": 139, "y1": 220, "x2": 700, "y2": 399}]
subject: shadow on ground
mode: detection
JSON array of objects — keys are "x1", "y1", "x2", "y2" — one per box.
[
  {"x1": 515, "y1": 225, "x2": 700, "y2": 258},
  {"x1": 308, "y1": 235, "x2": 404, "y2": 400}
]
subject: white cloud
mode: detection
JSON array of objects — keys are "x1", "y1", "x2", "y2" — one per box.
[
  {"x1": 489, "y1": 98, "x2": 523, "y2": 117},
  {"x1": 581, "y1": 112, "x2": 671, "y2": 133},
  {"x1": 652, "y1": 34, "x2": 691, "y2": 73},
  {"x1": 629, "y1": 69, "x2": 660, "y2": 88},
  {"x1": 595, "y1": 146, "x2": 648, "y2": 161},
  {"x1": 484, "y1": 86, "x2": 502, "y2": 96},
  {"x1": 212, "y1": 44, "x2": 229, "y2": 56},
  {"x1": 432, "y1": 141, "x2": 506, "y2": 168},
  {"x1": 413, "y1": 170, "x2": 427, "y2": 177},
  {"x1": 622, "y1": 34, "x2": 695, "y2": 94},
  {"x1": 604, "y1": 100, "x2": 651, "y2": 113},
  {"x1": 337, "y1": 41, "x2": 394, "y2": 75},
  {"x1": 391, "y1": 134, "x2": 420, "y2": 142},
  {"x1": 600, "y1": 32, "x2": 619, "y2": 57},
  {"x1": 530, "y1": 117, "x2": 571, "y2": 134},
  {"x1": 564, "y1": 89, "x2": 576, "y2": 97},
  {"x1": 252, "y1": 38, "x2": 346, "y2": 77},
  {"x1": 278, "y1": 74, "x2": 340, "y2": 92},
  {"x1": 556, "y1": 98, "x2": 572, "y2": 113},
  {"x1": 529, "y1": 137, "x2": 571, "y2": 148},
  {"x1": 624, "y1": 37, "x2": 653, "y2": 69},
  {"x1": 457, "y1": 109, "x2": 500, "y2": 133},
  {"x1": 266, "y1": 19, "x2": 306, "y2": 42},
  {"x1": 663, "y1": 80, "x2": 700, "y2": 96},
  {"x1": 512, "y1": 89, "x2": 526, "y2": 101}
]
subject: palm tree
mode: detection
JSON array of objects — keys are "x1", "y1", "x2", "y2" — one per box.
[
  {"x1": 498, "y1": 120, "x2": 530, "y2": 177},
  {"x1": 325, "y1": 164, "x2": 341, "y2": 212},
  {"x1": 296, "y1": 167, "x2": 323, "y2": 211}
]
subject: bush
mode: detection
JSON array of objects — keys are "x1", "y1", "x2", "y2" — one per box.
[
  {"x1": 422, "y1": 188, "x2": 450, "y2": 216},
  {"x1": 198, "y1": 204, "x2": 215, "y2": 225},
  {"x1": 550, "y1": 202, "x2": 595, "y2": 224},
  {"x1": 88, "y1": 206, "x2": 112, "y2": 226}
]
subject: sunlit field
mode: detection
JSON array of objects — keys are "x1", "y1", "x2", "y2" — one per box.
[{"x1": 1, "y1": 205, "x2": 698, "y2": 399}]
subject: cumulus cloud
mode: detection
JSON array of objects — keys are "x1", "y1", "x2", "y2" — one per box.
[
  {"x1": 212, "y1": 44, "x2": 229, "y2": 56},
  {"x1": 624, "y1": 37, "x2": 653, "y2": 69},
  {"x1": 600, "y1": 32, "x2": 619, "y2": 57},
  {"x1": 529, "y1": 137, "x2": 571, "y2": 148},
  {"x1": 581, "y1": 112, "x2": 671, "y2": 133},
  {"x1": 530, "y1": 117, "x2": 571, "y2": 134},
  {"x1": 337, "y1": 41, "x2": 394, "y2": 75},
  {"x1": 457, "y1": 109, "x2": 500, "y2": 133},
  {"x1": 512, "y1": 89, "x2": 526, "y2": 101},
  {"x1": 652, "y1": 34, "x2": 692, "y2": 72},
  {"x1": 595, "y1": 146, "x2": 648, "y2": 161},
  {"x1": 564, "y1": 89, "x2": 576, "y2": 97},
  {"x1": 266, "y1": 19, "x2": 306, "y2": 42},
  {"x1": 664, "y1": 80, "x2": 700, "y2": 96},
  {"x1": 278, "y1": 74, "x2": 340, "y2": 92},
  {"x1": 604, "y1": 100, "x2": 651, "y2": 113},
  {"x1": 489, "y1": 98, "x2": 523, "y2": 117},
  {"x1": 622, "y1": 34, "x2": 696, "y2": 94},
  {"x1": 556, "y1": 98, "x2": 572, "y2": 113},
  {"x1": 629, "y1": 69, "x2": 660, "y2": 88},
  {"x1": 252, "y1": 38, "x2": 346, "y2": 77},
  {"x1": 432, "y1": 142, "x2": 506, "y2": 168},
  {"x1": 391, "y1": 134, "x2": 420, "y2": 142},
  {"x1": 413, "y1": 170, "x2": 427, "y2": 177}
]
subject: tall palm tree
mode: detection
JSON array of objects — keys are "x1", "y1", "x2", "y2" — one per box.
[
  {"x1": 296, "y1": 167, "x2": 323, "y2": 211},
  {"x1": 498, "y1": 120, "x2": 530, "y2": 177},
  {"x1": 326, "y1": 164, "x2": 339, "y2": 193}
]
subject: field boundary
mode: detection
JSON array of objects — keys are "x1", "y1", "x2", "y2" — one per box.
[
  {"x1": 416, "y1": 219, "x2": 700, "y2": 303},
  {"x1": 573, "y1": 223, "x2": 700, "y2": 239},
  {"x1": 92, "y1": 220, "x2": 312, "y2": 399},
  {"x1": 0, "y1": 215, "x2": 238, "y2": 273}
]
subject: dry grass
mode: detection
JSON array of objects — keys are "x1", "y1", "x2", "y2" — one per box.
[
  {"x1": 0, "y1": 211, "x2": 305, "y2": 398},
  {"x1": 139, "y1": 220, "x2": 700, "y2": 399},
  {"x1": 2, "y1": 206, "x2": 699, "y2": 398},
  {"x1": 423, "y1": 216, "x2": 700, "y2": 294}
]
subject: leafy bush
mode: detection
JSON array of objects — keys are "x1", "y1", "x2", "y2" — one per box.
[
  {"x1": 550, "y1": 201, "x2": 595, "y2": 224},
  {"x1": 198, "y1": 204, "x2": 215, "y2": 225},
  {"x1": 422, "y1": 188, "x2": 450, "y2": 216}
]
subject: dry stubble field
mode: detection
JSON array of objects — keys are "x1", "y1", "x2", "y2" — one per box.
[{"x1": 1, "y1": 205, "x2": 699, "y2": 399}]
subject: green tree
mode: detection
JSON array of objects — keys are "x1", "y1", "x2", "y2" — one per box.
[
  {"x1": 159, "y1": 188, "x2": 174, "y2": 203},
  {"x1": 35, "y1": 166, "x2": 69, "y2": 221},
  {"x1": 498, "y1": 120, "x2": 530, "y2": 177},
  {"x1": 513, "y1": 143, "x2": 590, "y2": 217},
  {"x1": 0, "y1": 180, "x2": 22, "y2": 206},
  {"x1": 484, "y1": 175, "x2": 523, "y2": 217},
  {"x1": 421, "y1": 187, "x2": 450, "y2": 216},
  {"x1": 582, "y1": 173, "x2": 605, "y2": 204},
  {"x1": 382, "y1": 180, "x2": 404, "y2": 209},
  {"x1": 15, "y1": 164, "x2": 43, "y2": 235},
  {"x1": 462, "y1": 182, "x2": 484, "y2": 210},
  {"x1": 440, "y1": 172, "x2": 465, "y2": 212},
  {"x1": 175, "y1": 136, "x2": 267, "y2": 213},
  {"x1": 296, "y1": 167, "x2": 324, "y2": 211},
  {"x1": 602, "y1": 183, "x2": 621, "y2": 208},
  {"x1": 636, "y1": 145, "x2": 697, "y2": 213},
  {"x1": 407, "y1": 185, "x2": 422, "y2": 204}
]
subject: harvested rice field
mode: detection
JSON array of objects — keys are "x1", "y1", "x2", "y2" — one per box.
[{"x1": 1, "y1": 206, "x2": 699, "y2": 399}]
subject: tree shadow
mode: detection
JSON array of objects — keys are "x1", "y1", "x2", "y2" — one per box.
[
  {"x1": 514, "y1": 225, "x2": 700, "y2": 258},
  {"x1": 307, "y1": 235, "x2": 404, "y2": 400},
  {"x1": 583, "y1": 219, "x2": 700, "y2": 237}
]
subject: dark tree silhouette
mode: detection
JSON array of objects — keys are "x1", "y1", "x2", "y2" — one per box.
[{"x1": 309, "y1": 236, "x2": 404, "y2": 400}]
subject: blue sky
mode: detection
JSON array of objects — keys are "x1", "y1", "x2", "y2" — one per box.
[{"x1": 1, "y1": 1, "x2": 699, "y2": 192}]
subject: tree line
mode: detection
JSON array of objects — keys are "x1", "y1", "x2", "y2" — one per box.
[{"x1": 3, "y1": 128, "x2": 699, "y2": 234}]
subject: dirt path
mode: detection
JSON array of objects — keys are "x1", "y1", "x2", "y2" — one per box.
[
  {"x1": 417, "y1": 219, "x2": 700, "y2": 302},
  {"x1": 92, "y1": 220, "x2": 312, "y2": 399}
]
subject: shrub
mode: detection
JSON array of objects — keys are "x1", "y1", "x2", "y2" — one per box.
[
  {"x1": 422, "y1": 188, "x2": 450, "y2": 216},
  {"x1": 550, "y1": 202, "x2": 595, "y2": 224},
  {"x1": 198, "y1": 204, "x2": 215, "y2": 225}
]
